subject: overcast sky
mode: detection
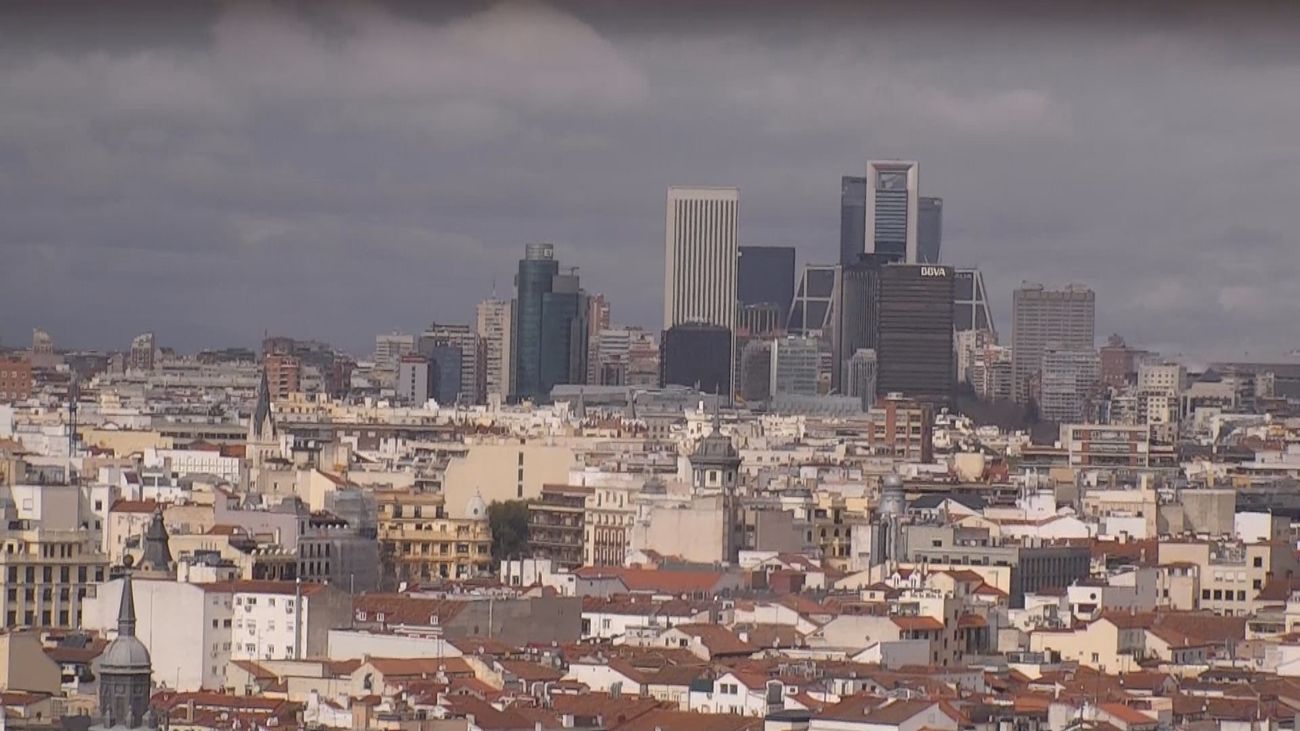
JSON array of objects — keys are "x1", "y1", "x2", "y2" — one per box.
[{"x1": 2, "y1": 1, "x2": 1299, "y2": 362}]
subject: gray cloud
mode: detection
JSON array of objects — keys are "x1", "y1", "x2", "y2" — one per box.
[{"x1": 1, "y1": 1, "x2": 1298, "y2": 363}]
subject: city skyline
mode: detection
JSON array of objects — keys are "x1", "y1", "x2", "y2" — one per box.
[{"x1": 2, "y1": 2, "x2": 1300, "y2": 362}]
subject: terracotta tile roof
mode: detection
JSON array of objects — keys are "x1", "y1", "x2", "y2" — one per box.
[
  {"x1": 230, "y1": 660, "x2": 276, "y2": 681},
  {"x1": 1100, "y1": 703, "x2": 1157, "y2": 726},
  {"x1": 611, "y1": 709, "x2": 763, "y2": 731},
  {"x1": 111, "y1": 498, "x2": 162, "y2": 514},
  {"x1": 364, "y1": 657, "x2": 474, "y2": 678},
  {"x1": 439, "y1": 696, "x2": 533, "y2": 730},
  {"x1": 671, "y1": 623, "x2": 758, "y2": 656},
  {"x1": 352, "y1": 593, "x2": 468, "y2": 625},
  {"x1": 550, "y1": 693, "x2": 664, "y2": 726},
  {"x1": 573, "y1": 566, "x2": 730, "y2": 594},
  {"x1": 891, "y1": 616, "x2": 945, "y2": 631},
  {"x1": 498, "y1": 659, "x2": 564, "y2": 683}
]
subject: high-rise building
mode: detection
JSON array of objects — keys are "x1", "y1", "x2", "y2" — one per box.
[
  {"x1": 955, "y1": 329, "x2": 998, "y2": 386},
  {"x1": 476, "y1": 299, "x2": 513, "y2": 403},
  {"x1": 420, "y1": 323, "x2": 479, "y2": 405},
  {"x1": 770, "y1": 336, "x2": 821, "y2": 397},
  {"x1": 876, "y1": 263, "x2": 956, "y2": 404},
  {"x1": 833, "y1": 255, "x2": 882, "y2": 393},
  {"x1": 664, "y1": 186, "x2": 739, "y2": 335},
  {"x1": 374, "y1": 332, "x2": 414, "y2": 374},
  {"x1": 840, "y1": 176, "x2": 868, "y2": 267},
  {"x1": 512, "y1": 244, "x2": 589, "y2": 403},
  {"x1": 917, "y1": 196, "x2": 943, "y2": 264},
  {"x1": 263, "y1": 353, "x2": 301, "y2": 401},
  {"x1": 1038, "y1": 348, "x2": 1101, "y2": 424},
  {"x1": 953, "y1": 269, "x2": 996, "y2": 335},
  {"x1": 846, "y1": 348, "x2": 879, "y2": 410},
  {"x1": 865, "y1": 160, "x2": 920, "y2": 263},
  {"x1": 661, "y1": 324, "x2": 731, "y2": 394},
  {"x1": 585, "y1": 294, "x2": 611, "y2": 384},
  {"x1": 739, "y1": 339, "x2": 773, "y2": 403},
  {"x1": 737, "y1": 246, "x2": 796, "y2": 323},
  {"x1": 970, "y1": 345, "x2": 1014, "y2": 401},
  {"x1": 625, "y1": 331, "x2": 661, "y2": 388},
  {"x1": 736, "y1": 303, "x2": 783, "y2": 338},
  {"x1": 396, "y1": 354, "x2": 433, "y2": 405},
  {"x1": 787, "y1": 264, "x2": 840, "y2": 337},
  {"x1": 1011, "y1": 283, "x2": 1096, "y2": 404},
  {"x1": 128, "y1": 332, "x2": 155, "y2": 371}
]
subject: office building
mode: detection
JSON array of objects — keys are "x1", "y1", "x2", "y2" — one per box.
[
  {"x1": 1011, "y1": 284, "x2": 1095, "y2": 404},
  {"x1": 738, "y1": 246, "x2": 796, "y2": 322},
  {"x1": 128, "y1": 332, "x2": 155, "y2": 371},
  {"x1": 396, "y1": 354, "x2": 433, "y2": 405},
  {"x1": 787, "y1": 264, "x2": 840, "y2": 336},
  {"x1": 833, "y1": 255, "x2": 882, "y2": 393},
  {"x1": 770, "y1": 336, "x2": 821, "y2": 397},
  {"x1": 475, "y1": 298, "x2": 513, "y2": 403},
  {"x1": 661, "y1": 324, "x2": 731, "y2": 395},
  {"x1": 513, "y1": 243, "x2": 589, "y2": 403},
  {"x1": 955, "y1": 329, "x2": 997, "y2": 386},
  {"x1": 917, "y1": 196, "x2": 943, "y2": 263},
  {"x1": 953, "y1": 269, "x2": 996, "y2": 335},
  {"x1": 1099, "y1": 334, "x2": 1149, "y2": 390},
  {"x1": 876, "y1": 264, "x2": 956, "y2": 404},
  {"x1": 420, "y1": 323, "x2": 480, "y2": 405},
  {"x1": 585, "y1": 294, "x2": 611, "y2": 384},
  {"x1": 1039, "y1": 348, "x2": 1101, "y2": 424},
  {"x1": 865, "y1": 160, "x2": 920, "y2": 263},
  {"x1": 970, "y1": 345, "x2": 1014, "y2": 401},
  {"x1": 840, "y1": 176, "x2": 868, "y2": 267},
  {"x1": 737, "y1": 303, "x2": 783, "y2": 337},
  {"x1": 739, "y1": 339, "x2": 773, "y2": 403},
  {"x1": 373, "y1": 332, "x2": 414, "y2": 375},
  {"x1": 846, "y1": 348, "x2": 879, "y2": 410},
  {"x1": 663, "y1": 186, "x2": 739, "y2": 332}
]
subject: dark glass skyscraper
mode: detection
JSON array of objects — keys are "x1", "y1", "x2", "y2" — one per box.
[
  {"x1": 512, "y1": 244, "x2": 588, "y2": 402},
  {"x1": 876, "y1": 263, "x2": 955, "y2": 404},
  {"x1": 737, "y1": 246, "x2": 796, "y2": 322},
  {"x1": 833, "y1": 254, "x2": 883, "y2": 393},
  {"x1": 839, "y1": 176, "x2": 867, "y2": 266},
  {"x1": 918, "y1": 196, "x2": 943, "y2": 264},
  {"x1": 661, "y1": 324, "x2": 732, "y2": 394}
]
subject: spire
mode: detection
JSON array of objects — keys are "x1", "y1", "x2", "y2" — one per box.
[
  {"x1": 118, "y1": 572, "x2": 137, "y2": 638},
  {"x1": 251, "y1": 367, "x2": 276, "y2": 440}
]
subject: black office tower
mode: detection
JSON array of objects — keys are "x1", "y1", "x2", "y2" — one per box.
[
  {"x1": 876, "y1": 264, "x2": 955, "y2": 404},
  {"x1": 840, "y1": 176, "x2": 867, "y2": 266},
  {"x1": 661, "y1": 324, "x2": 732, "y2": 395},
  {"x1": 738, "y1": 246, "x2": 796, "y2": 323},
  {"x1": 833, "y1": 255, "x2": 883, "y2": 393},
  {"x1": 918, "y1": 197, "x2": 943, "y2": 264}
]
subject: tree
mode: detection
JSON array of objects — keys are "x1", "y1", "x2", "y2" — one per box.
[{"x1": 487, "y1": 500, "x2": 530, "y2": 564}]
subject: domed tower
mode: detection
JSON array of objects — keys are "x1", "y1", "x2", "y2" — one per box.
[
  {"x1": 872, "y1": 472, "x2": 906, "y2": 573},
  {"x1": 136, "y1": 508, "x2": 173, "y2": 577},
  {"x1": 879, "y1": 473, "x2": 906, "y2": 518},
  {"x1": 98, "y1": 572, "x2": 153, "y2": 729},
  {"x1": 689, "y1": 402, "x2": 741, "y2": 493},
  {"x1": 465, "y1": 490, "x2": 488, "y2": 521}
]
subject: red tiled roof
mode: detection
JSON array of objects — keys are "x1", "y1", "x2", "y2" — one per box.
[
  {"x1": 1100, "y1": 702, "x2": 1157, "y2": 726},
  {"x1": 891, "y1": 616, "x2": 945, "y2": 631},
  {"x1": 111, "y1": 498, "x2": 162, "y2": 514},
  {"x1": 573, "y1": 566, "x2": 729, "y2": 594}
]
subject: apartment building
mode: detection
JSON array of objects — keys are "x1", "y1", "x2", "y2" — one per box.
[{"x1": 375, "y1": 489, "x2": 492, "y2": 586}]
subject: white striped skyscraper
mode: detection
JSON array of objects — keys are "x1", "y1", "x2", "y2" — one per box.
[{"x1": 663, "y1": 186, "x2": 739, "y2": 330}]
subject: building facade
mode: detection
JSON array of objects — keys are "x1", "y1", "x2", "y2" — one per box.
[
  {"x1": 663, "y1": 186, "x2": 740, "y2": 333},
  {"x1": 770, "y1": 336, "x2": 821, "y2": 397},
  {"x1": 661, "y1": 324, "x2": 732, "y2": 395},
  {"x1": 513, "y1": 243, "x2": 589, "y2": 403},
  {"x1": 917, "y1": 196, "x2": 943, "y2": 264},
  {"x1": 737, "y1": 246, "x2": 796, "y2": 323},
  {"x1": 1011, "y1": 284, "x2": 1096, "y2": 404},
  {"x1": 475, "y1": 298, "x2": 513, "y2": 403},
  {"x1": 865, "y1": 160, "x2": 920, "y2": 263},
  {"x1": 528, "y1": 485, "x2": 591, "y2": 570},
  {"x1": 876, "y1": 264, "x2": 955, "y2": 404}
]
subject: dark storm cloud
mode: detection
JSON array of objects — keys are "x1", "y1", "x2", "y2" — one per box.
[{"x1": 1, "y1": 1, "x2": 1298, "y2": 361}]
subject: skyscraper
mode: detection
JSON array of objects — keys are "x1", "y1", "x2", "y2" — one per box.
[
  {"x1": 846, "y1": 348, "x2": 879, "y2": 410},
  {"x1": 475, "y1": 298, "x2": 513, "y2": 403},
  {"x1": 917, "y1": 196, "x2": 943, "y2": 264},
  {"x1": 663, "y1": 186, "x2": 739, "y2": 331},
  {"x1": 512, "y1": 244, "x2": 589, "y2": 403},
  {"x1": 787, "y1": 264, "x2": 840, "y2": 336},
  {"x1": 876, "y1": 263, "x2": 955, "y2": 404},
  {"x1": 128, "y1": 332, "x2": 155, "y2": 371},
  {"x1": 585, "y1": 294, "x2": 611, "y2": 384},
  {"x1": 769, "y1": 336, "x2": 821, "y2": 397},
  {"x1": 1011, "y1": 283, "x2": 1096, "y2": 404},
  {"x1": 737, "y1": 246, "x2": 796, "y2": 323},
  {"x1": 661, "y1": 324, "x2": 731, "y2": 394},
  {"x1": 1039, "y1": 347, "x2": 1102, "y2": 423},
  {"x1": 840, "y1": 176, "x2": 867, "y2": 267},
  {"x1": 833, "y1": 255, "x2": 882, "y2": 393},
  {"x1": 419, "y1": 323, "x2": 479, "y2": 404},
  {"x1": 865, "y1": 160, "x2": 920, "y2": 263},
  {"x1": 953, "y1": 268, "x2": 996, "y2": 335}
]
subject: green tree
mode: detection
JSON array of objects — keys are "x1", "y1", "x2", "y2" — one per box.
[{"x1": 487, "y1": 500, "x2": 530, "y2": 564}]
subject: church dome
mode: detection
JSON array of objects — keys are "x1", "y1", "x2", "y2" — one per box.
[
  {"x1": 465, "y1": 491, "x2": 488, "y2": 520},
  {"x1": 100, "y1": 634, "x2": 152, "y2": 673}
]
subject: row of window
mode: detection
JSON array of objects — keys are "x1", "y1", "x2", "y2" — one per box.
[{"x1": 5, "y1": 566, "x2": 101, "y2": 583}]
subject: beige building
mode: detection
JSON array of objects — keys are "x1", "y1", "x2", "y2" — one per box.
[
  {"x1": 375, "y1": 489, "x2": 492, "y2": 587},
  {"x1": 583, "y1": 482, "x2": 638, "y2": 566},
  {"x1": 1158, "y1": 540, "x2": 1300, "y2": 616},
  {"x1": 441, "y1": 442, "x2": 579, "y2": 518},
  {"x1": 0, "y1": 630, "x2": 62, "y2": 694},
  {"x1": 1029, "y1": 615, "x2": 1145, "y2": 674}
]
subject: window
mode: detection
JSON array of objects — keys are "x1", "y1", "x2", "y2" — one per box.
[
  {"x1": 1091, "y1": 653, "x2": 1099, "y2": 662},
  {"x1": 1254, "y1": 557, "x2": 1263, "y2": 568},
  {"x1": 1202, "y1": 589, "x2": 1211, "y2": 600},
  {"x1": 1213, "y1": 590, "x2": 1222, "y2": 600},
  {"x1": 1237, "y1": 590, "x2": 1246, "y2": 601}
]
